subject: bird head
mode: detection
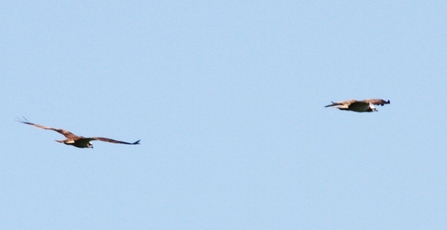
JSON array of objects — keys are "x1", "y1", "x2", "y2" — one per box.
[
  {"x1": 88, "y1": 142, "x2": 93, "y2": 148},
  {"x1": 367, "y1": 104, "x2": 378, "y2": 112}
]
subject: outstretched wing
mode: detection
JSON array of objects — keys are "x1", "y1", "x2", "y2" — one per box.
[
  {"x1": 87, "y1": 137, "x2": 140, "y2": 145},
  {"x1": 17, "y1": 119, "x2": 79, "y2": 139},
  {"x1": 325, "y1": 99, "x2": 357, "y2": 107},
  {"x1": 363, "y1": 99, "x2": 390, "y2": 106}
]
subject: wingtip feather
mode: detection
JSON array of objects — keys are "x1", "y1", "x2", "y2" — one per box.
[
  {"x1": 324, "y1": 101, "x2": 337, "y2": 108},
  {"x1": 16, "y1": 117, "x2": 31, "y2": 125},
  {"x1": 133, "y1": 140, "x2": 141, "y2": 145}
]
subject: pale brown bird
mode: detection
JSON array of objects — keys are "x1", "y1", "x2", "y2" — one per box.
[
  {"x1": 325, "y1": 99, "x2": 390, "y2": 112},
  {"x1": 18, "y1": 119, "x2": 140, "y2": 148}
]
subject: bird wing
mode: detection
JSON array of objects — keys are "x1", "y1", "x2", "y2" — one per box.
[
  {"x1": 87, "y1": 137, "x2": 140, "y2": 145},
  {"x1": 362, "y1": 99, "x2": 390, "y2": 106},
  {"x1": 17, "y1": 119, "x2": 79, "y2": 139},
  {"x1": 325, "y1": 99, "x2": 357, "y2": 107},
  {"x1": 347, "y1": 101, "x2": 370, "y2": 111}
]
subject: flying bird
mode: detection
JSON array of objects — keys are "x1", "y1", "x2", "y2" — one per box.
[
  {"x1": 18, "y1": 119, "x2": 140, "y2": 148},
  {"x1": 325, "y1": 99, "x2": 390, "y2": 112}
]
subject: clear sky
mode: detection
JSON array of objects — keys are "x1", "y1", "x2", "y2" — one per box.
[{"x1": 2, "y1": 1, "x2": 447, "y2": 229}]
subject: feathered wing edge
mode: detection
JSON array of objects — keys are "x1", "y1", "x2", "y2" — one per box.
[
  {"x1": 88, "y1": 137, "x2": 140, "y2": 145},
  {"x1": 16, "y1": 118, "x2": 79, "y2": 139},
  {"x1": 363, "y1": 99, "x2": 390, "y2": 106},
  {"x1": 324, "y1": 101, "x2": 340, "y2": 107},
  {"x1": 324, "y1": 100, "x2": 357, "y2": 108}
]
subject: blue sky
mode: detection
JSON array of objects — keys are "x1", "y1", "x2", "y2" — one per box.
[{"x1": 2, "y1": 1, "x2": 447, "y2": 229}]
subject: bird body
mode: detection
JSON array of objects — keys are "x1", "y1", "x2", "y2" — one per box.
[
  {"x1": 325, "y1": 99, "x2": 390, "y2": 112},
  {"x1": 18, "y1": 119, "x2": 140, "y2": 148}
]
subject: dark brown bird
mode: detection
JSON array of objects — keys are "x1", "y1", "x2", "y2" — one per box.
[
  {"x1": 18, "y1": 119, "x2": 140, "y2": 148},
  {"x1": 325, "y1": 99, "x2": 390, "y2": 112}
]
